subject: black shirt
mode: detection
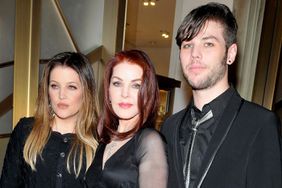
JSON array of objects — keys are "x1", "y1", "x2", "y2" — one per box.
[
  {"x1": 0, "y1": 117, "x2": 86, "y2": 188},
  {"x1": 85, "y1": 128, "x2": 168, "y2": 188},
  {"x1": 179, "y1": 87, "x2": 235, "y2": 188}
]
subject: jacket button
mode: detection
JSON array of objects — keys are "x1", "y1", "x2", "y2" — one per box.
[
  {"x1": 60, "y1": 152, "x2": 65, "y2": 158},
  {"x1": 63, "y1": 137, "x2": 68, "y2": 143},
  {"x1": 57, "y1": 173, "x2": 62, "y2": 178}
]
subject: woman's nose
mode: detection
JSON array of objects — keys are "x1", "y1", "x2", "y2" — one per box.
[
  {"x1": 121, "y1": 86, "x2": 129, "y2": 98},
  {"x1": 59, "y1": 88, "x2": 66, "y2": 99}
]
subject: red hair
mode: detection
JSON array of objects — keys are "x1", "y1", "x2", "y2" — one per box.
[{"x1": 99, "y1": 50, "x2": 159, "y2": 143}]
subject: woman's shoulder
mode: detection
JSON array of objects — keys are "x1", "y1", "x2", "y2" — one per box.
[
  {"x1": 12, "y1": 117, "x2": 34, "y2": 137},
  {"x1": 15, "y1": 116, "x2": 34, "y2": 128},
  {"x1": 4, "y1": 117, "x2": 35, "y2": 155},
  {"x1": 134, "y1": 128, "x2": 166, "y2": 161},
  {"x1": 136, "y1": 128, "x2": 165, "y2": 145},
  {"x1": 138, "y1": 127, "x2": 161, "y2": 137}
]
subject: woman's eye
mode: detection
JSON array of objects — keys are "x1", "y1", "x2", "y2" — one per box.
[
  {"x1": 68, "y1": 85, "x2": 77, "y2": 90},
  {"x1": 112, "y1": 81, "x2": 121, "y2": 87},
  {"x1": 50, "y1": 84, "x2": 58, "y2": 89},
  {"x1": 132, "y1": 83, "x2": 141, "y2": 89}
]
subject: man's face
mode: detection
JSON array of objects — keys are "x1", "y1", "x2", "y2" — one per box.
[{"x1": 179, "y1": 20, "x2": 233, "y2": 90}]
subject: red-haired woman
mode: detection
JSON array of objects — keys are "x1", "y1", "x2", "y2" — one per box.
[{"x1": 85, "y1": 49, "x2": 168, "y2": 188}]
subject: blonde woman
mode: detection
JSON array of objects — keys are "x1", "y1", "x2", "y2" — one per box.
[{"x1": 0, "y1": 52, "x2": 99, "y2": 188}]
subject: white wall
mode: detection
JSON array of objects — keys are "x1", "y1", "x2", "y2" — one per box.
[
  {"x1": 40, "y1": 0, "x2": 104, "y2": 58},
  {"x1": 0, "y1": 0, "x2": 15, "y2": 176},
  {"x1": 0, "y1": 0, "x2": 15, "y2": 134},
  {"x1": 0, "y1": 0, "x2": 15, "y2": 63},
  {"x1": 59, "y1": 0, "x2": 104, "y2": 54},
  {"x1": 40, "y1": 0, "x2": 76, "y2": 59},
  {"x1": 0, "y1": 66, "x2": 13, "y2": 134}
]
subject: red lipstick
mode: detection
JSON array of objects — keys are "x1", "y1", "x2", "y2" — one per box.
[{"x1": 118, "y1": 103, "x2": 133, "y2": 109}]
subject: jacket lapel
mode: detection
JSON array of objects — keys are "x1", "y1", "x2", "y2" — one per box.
[
  {"x1": 195, "y1": 91, "x2": 244, "y2": 187},
  {"x1": 173, "y1": 106, "x2": 191, "y2": 188}
]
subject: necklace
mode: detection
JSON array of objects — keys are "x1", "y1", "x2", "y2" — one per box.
[
  {"x1": 104, "y1": 138, "x2": 130, "y2": 161},
  {"x1": 106, "y1": 142, "x2": 117, "y2": 158},
  {"x1": 102, "y1": 138, "x2": 131, "y2": 169},
  {"x1": 103, "y1": 141, "x2": 118, "y2": 166}
]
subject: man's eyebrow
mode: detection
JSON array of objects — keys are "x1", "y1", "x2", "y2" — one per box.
[{"x1": 202, "y1": 35, "x2": 219, "y2": 41}]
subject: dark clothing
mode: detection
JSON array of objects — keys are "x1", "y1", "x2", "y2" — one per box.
[
  {"x1": 181, "y1": 87, "x2": 234, "y2": 188},
  {"x1": 85, "y1": 128, "x2": 168, "y2": 188},
  {"x1": 0, "y1": 117, "x2": 86, "y2": 188},
  {"x1": 161, "y1": 88, "x2": 282, "y2": 188}
]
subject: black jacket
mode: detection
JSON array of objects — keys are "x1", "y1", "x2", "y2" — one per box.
[
  {"x1": 0, "y1": 117, "x2": 86, "y2": 188},
  {"x1": 161, "y1": 90, "x2": 282, "y2": 188}
]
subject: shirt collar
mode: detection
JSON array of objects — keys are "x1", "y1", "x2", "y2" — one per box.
[{"x1": 191, "y1": 86, "x2": 235, "y2": 120}]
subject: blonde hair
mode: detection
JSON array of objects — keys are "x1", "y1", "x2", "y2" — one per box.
[{"x1": 23, "y1": 52, "x2": 99, "y2": 177}]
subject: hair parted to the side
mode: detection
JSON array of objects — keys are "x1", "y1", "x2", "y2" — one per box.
[
  {"x1": 23, "y1": 52, "x2": 99, "y2": 177},
  {"x1": 98, "y1": 49, "x2": 160, "y2": 143},
  {"x1": 176, "y1": 2, "x2": 238, "y2": 49}
]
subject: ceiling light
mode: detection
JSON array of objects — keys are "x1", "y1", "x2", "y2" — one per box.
[
  {"x1": 143, "y1": 0, "x2": 157, "y2": 7},
  {"x1": 161, "y1": 31, "x2": 169, "y2": 39},
  {"x1": 143, "y1": 1, "x2": 149, "y2": 6}
]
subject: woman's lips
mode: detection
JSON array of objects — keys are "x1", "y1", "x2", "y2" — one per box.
[
  {"x1": 118, "y1": 103, "x2": 133, "y2": 109},
  {"x1": 57, "y1": 103, "x2": 68, "y2": 109}
]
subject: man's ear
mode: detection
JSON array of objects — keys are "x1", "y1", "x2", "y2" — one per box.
[{"x1": 227, "y1": 43, "x2": 237, "y2": 65}]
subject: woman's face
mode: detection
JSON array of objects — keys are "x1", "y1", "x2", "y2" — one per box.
[
  {"x1": 48, "y1": 65, "x2": 83, "y2": 121},
  {"x1": 109, "y1": 62, "x2": 143, "y2": 123}
]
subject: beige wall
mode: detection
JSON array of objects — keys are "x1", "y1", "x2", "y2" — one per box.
[
  {"x1": 233, "y1": 0, "x2": 266, "y2": 100},
  {"x1": 139, "y1": 47, "x2": 171, "y2": 76}
]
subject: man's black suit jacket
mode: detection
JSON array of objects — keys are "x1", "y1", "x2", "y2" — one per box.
[{"x1": 161, "y1": 90, "x2": 281, "y2": 188}]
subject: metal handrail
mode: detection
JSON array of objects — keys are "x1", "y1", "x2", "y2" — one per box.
[{"x1": 0, "y1": 61, "x2": 13, "y2": 68}]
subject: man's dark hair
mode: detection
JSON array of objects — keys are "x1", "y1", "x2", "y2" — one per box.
[{"x1": 176, "y1": 2, "x2": 238, "y2": 49}]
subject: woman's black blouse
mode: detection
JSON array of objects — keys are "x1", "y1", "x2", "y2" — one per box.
[
  {"x1": 85, "y1": 128, "x2": 168, "y2": 188},
  {"x1": 0, "y1": 117, "x2": 86, "y2": 188}
]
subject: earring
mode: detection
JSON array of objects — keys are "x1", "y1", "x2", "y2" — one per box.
[{"x1": 48, "y1": 104, "x2": 55, "y2": 117}]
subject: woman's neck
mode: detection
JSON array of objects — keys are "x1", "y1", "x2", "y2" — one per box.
[
  {"x1": 52, "y1": 116, "x2": 77, "y2": 134},
  {"x1": 118, "y1": 115, "x2": 139, "y2": 133}
]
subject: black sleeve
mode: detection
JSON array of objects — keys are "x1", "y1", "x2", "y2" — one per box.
[
  {"x1": 136, "y1": 129, "x2": 168, "y2": 188},
  {"x1": 247, "y1": 113, "x2": 282, "y2": 188},
  {"x1": 0, "y1": 117, "x2": 33, "y2": 188}
]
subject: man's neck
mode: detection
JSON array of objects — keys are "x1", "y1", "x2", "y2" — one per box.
[{"x1": 192, "y1": 83, "x2": 230, "y2": 111}]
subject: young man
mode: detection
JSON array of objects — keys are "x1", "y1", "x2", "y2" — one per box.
[{"x1": 161, "y1": 3, "x2": 281, "y2": 188}]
